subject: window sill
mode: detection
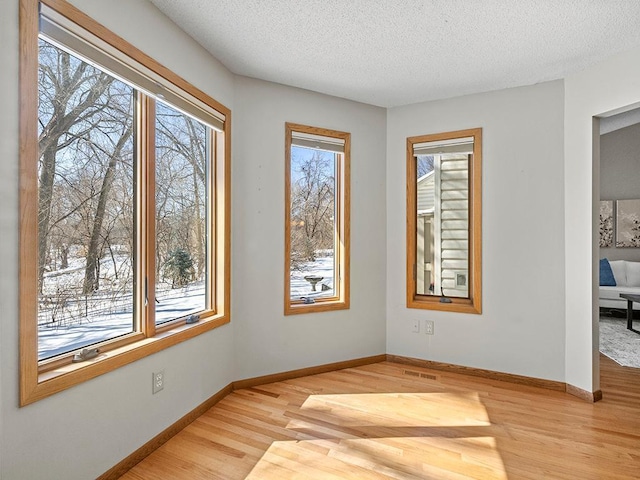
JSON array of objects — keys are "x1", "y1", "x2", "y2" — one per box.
[
  {"x1": 408, "y1": 295, "x2": 481, "y2": 314},
  {"x1": 285, "y1": 299, "x2": 349, "y2": 315},
  {"x1": 22, "y1": 314, "x2": 229, "y2": 406}
]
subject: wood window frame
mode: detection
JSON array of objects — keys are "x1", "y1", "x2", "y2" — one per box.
[
  {"x1": 284, "y1": 123, "x2": 350, "y2": 315},
  {"x1": 406, "y1": 128, "x2": 482, "y2": 314},
  {"x1": 19, "y1": 0, "x2": 231, "y2": 405}
]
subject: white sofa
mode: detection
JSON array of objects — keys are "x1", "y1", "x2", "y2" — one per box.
[{"x1": 599, "y1": 259, "x2": 640, "y2": 310}]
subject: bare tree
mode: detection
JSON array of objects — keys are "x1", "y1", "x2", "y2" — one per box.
[
  {"x1": 417, "y1": 155, "x2": 435, "y2": 178},
  {"x1": 37, "y1": 39, "x2": 129, "y2": 293},
  {"x1": 155, "y1": 104, "x2": 207, "y2": 282},
  {"x1": 37, "y1": 38, "x2": 209, "y2": 332},
  {"x1": 82, "y1": 124, "x2": 133, "y2": 294},
  {"x1": 290, "y1": 150, "x2": 335, "y2": 265}
]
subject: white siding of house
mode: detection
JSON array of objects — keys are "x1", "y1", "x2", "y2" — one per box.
[
  {"x1": 439, "y1": 155, "x2": 469, "y2": 297},
  {"x1": 417, "y1": 172, "x2": 435, "y2": 213}
]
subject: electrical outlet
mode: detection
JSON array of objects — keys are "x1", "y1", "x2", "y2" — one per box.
[
  {"x1": 152, "y1": 370, "x2": 165, "y2": 394},
  {"x1": 425, "y1": 320, "x2": 434, "y2": 335},
  {"x1": 412, "y1": 319, "x2": 420, "y2": 333}
]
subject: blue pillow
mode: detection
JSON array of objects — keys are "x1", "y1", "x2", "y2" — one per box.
[{"x1": 599, "y1": 258, "x2": 616, "y2": 286}]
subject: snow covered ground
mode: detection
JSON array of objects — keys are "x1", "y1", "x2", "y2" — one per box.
[
  {"x1": 289, "y1": 256, "x2": 335, "y2": 300},
  {"x1": 38, "y1": 253, "x2": 334, "y2": 360},
  {"x1": 38, "y1": 283, "x2": 205, "y2": 360},
  {"x1": 37, "y1": 253, "x2": 204, "y2": 360}
]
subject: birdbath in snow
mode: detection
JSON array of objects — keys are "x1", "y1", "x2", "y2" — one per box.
[{"x1": 304, "y1": 275, "x2": 324, "y2": 292}]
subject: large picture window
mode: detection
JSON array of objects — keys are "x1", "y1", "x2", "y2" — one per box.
[
  {"x1": 284, "y1": 123, "x2": 350, "y2": 314},
  {"x1": 20, "y1": 0, "x2": 230, "y2": 405}
]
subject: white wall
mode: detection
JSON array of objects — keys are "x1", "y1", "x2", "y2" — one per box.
[
  {"x1": 0, "y1": 1, "x2": 237, "y2": 478},
  {"x1": 1, "y1": 1, "x2": 388, "y2": 477},
  {"x1": 232, "y1": 76, "x2": 387, "y2": 380},
  {"x1": 386, "y1": 81, "x2": 567, "y2": 381},
  {"x1": 564, "y1": 45, "x2": 640, "y2": 394}
]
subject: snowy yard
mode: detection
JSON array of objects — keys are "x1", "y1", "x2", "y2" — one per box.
[
  {"x1": 37, "y1": 254, "x2": 204, "y2": 360},
  {"x1": 38, "y1": 283, "x2": 205, "y2": 360},
  {"x1": 289, "y1": 255, "x2": 335, "y2": 300},
  {"x1": 38, "y1": 253, "x2": 335, "y2": 360}
]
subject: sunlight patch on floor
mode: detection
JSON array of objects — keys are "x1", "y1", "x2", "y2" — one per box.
[
  {"x1": 245, "y1": 392, "x2": 507, "y2": 479},
  {"x1": 245, "y1": 436, "x2": 507, "y2": 479},
  {"x1": 295, "y1": 392, "x2": 491, "y2": 428}
]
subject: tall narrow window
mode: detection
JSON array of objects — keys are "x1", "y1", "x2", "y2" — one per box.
[
  {"x1": 285, "y1": 123, "x2": 350, "y2": 314},
  {"x1": 20, "y1": 0, "x2": 230, "y2": 405},
  {"x1": 407, "y1": 128, "x2": 482, "y2": 314}
]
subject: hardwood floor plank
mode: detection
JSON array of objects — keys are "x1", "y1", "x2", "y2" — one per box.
[{"x1": 120, "y1": 356, "x2": 640, "y2": 479}]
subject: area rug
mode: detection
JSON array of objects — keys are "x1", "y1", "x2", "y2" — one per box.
[{"x1": 599, "y1": 317, "x2": 640, "y2": 368}]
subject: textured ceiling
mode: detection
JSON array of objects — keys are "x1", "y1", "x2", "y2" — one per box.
[{"x1": 149, "y1": 0, "x2": 640, "y2": 108}]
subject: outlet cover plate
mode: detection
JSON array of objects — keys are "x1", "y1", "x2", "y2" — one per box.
[
  {"x1": 152, "y1": 370, "x2": 165, "y2": 394},
  {"x1": 425, "y1": 320, "x2": 434, "y2": 335}
]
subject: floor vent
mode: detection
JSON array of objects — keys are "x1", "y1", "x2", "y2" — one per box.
[{"x1": 403, "y1": 370, "x2": 437, "y2": 380}]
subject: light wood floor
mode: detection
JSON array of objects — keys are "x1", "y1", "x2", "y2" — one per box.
[{"x1": 120, "y1": 355, "x2": 640, "y2": 479}]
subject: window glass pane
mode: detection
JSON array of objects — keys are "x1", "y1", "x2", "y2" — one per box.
[
  {"x1": 155, "y1": 101, "x2": 209, "y2": 324},
  {"x1": 289, "y1": 146, "x2": 337, "y2": 301},
  {"x1": 416, "y1": 155, "x2": 436, "y2": 295},
  {"x1": 438, "y1": 153, "x2": 469, "y2": 298},
  {"x1": 37, "y1": 38, "x2": 135, "y2": 360},
  {"x1": 415, "y1": 153, "x2": 469, "y2": 299}
]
